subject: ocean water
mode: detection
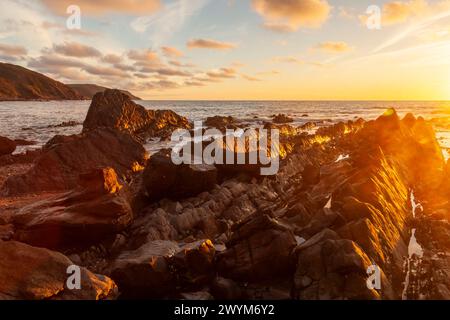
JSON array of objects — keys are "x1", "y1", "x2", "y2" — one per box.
[{"x1": 1, "y1": 100, "x2": 450, "y2": 158}]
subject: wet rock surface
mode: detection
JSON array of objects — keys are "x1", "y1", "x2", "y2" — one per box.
[{"x1": 0, "y1": 136, "x2": 16, "y2": 156}]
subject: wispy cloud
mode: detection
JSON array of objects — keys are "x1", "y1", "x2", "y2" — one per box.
[
  {"x1": 130, "y1": 0, "x2": 210, "y2": 46},
  {"x1": 41, "y1": 0, "x2": 162, "y2": 16},
  {"x1": 187, "y1": 38, "x2": 237, "y2": 50},
  {"x1": 374, "y1": 10, "x2": 450, "y2": 53}
]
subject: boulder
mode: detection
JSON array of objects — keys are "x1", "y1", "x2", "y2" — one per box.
[
  {"x1": 110, "y1": 240, "x2": 180, "y2": 298},
  {"x1": 143, "y1": 149, "x2": 217, "y2": 200},
  {"x1": 272, "y1": 114, "x2": 294, "y2": 124},
  {"x1": 293, "y1": 236, "x2": 387, "y2": 300},
  {"x1": 0, "y1": 240, "x2": 117, "y2": 300},
  {"x1": 171, "y1": 239, "x2": 216, "y2": 286},
  {"x1": 205, "y1": 116, "x2": 237, "y2": 130},
  {"x1": 11, "y1": 168, "x2": 133, "y2": 249},
  {"x1": 0, "y1": 136, "x2": 16, "y2": 156},
  {"x1": 83, "y1": 89, "x2": 190, "y2": 140},
  {"x1": 1, "y1": 128, "x2": 146, "y2": 195},
  {"x1": 217, "y1": 214, "x2": 297, "y2": 281}
]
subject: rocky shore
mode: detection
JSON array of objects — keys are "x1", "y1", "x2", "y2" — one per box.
[{"x1": 1, "y1": 89, "x2": 450, "y2": 300}]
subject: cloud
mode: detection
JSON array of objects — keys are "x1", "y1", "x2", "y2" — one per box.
[
  {"x1": 140, "y1": 67, "x2": 192, "y2": 77},
  {"x1": 128, "y1": 49, "x2": 162, "y2": 67},
  {"x1": 257, "y1": 70, "x2": 280, "y2": 75},
  {"x1": 206, "y1": 67, "x2": 237, "y2": 79},
  {"x1": 263, "y1": 22, "x2": 297, "y2": 33},
  {"x1": 187, "y1": 38, "x2": 237, "y2": 50},
  {"x1": 169, "y1": 60, "x2": 195, "y2": 68},
  {"x1": 241, "y1": 74, "x2": 262, "y2": 81},
  {"x1": 252, "y1": 0, "x2": 331, "y2": 32},
  {"x1": 41, "y1": 21, "x2": 98, "y2": 37},
  {"x1": 40, "y1": 0, "x2": 162, "y2": 16},
  {"x1": 272, "y1": 56, "x2": 303, "y2": 63},
  {"x1": 360, "y1": 0, "x2": 450, "y2": 27},
  {"x1": 161, "y1": 46, "x2": 184, "y2": 57},
  {"x1": 130, "y1": 0, "x2": 209, "y2": 46},
  {"x1": 140, "y1": 79, "x2": 181, "y2": 90},
  {"x1": 0, "y1": 43, "x2": 27, "y2": 55},
  {"x1": 382, "y1": 0, "x2": 427, "y2": 25},
  {"x1": 52, "y1": 41, "x2": 102, "y2": 58},
  {"x1": 102, "y1": 54, "x2": 122, "y2": 64},
  {"x1": 28, "y1": 55, "x2": 86, "y2": 69},
  {"x1": 314, "y1": 41, "x2": 353, "y2": 53},
  {"x1": 373, "y1": 9, "x2": 450, "y2": 52},
  {"x1": 83, "y1": 65, "x2": 127, "y2": 77}
]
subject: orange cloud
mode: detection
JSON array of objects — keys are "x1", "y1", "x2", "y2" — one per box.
[
  {"x1": 0, "y1": 43, "x2": 27, "y2": 55},
  {"x1": 127, "y1": 49, "x2": 161, "y2": 68},
  {"x1": 187, "y1": 39, "x2": 237, "y2": 50},
  {"x1": 314, "y1": 41, "x2": 353, "y2": 53},
  {"x1": 41, "y1": 0, "x2": 162, "y2": 16},
  {"x1": 52, "y1": 42, "x2": 101, "y2": 58},
  {"x1": 360, "y1": 0, "x2": 450, "y2": 27},
  {"x1": 382, "y1": 0, "x2": 427, "y2": 25},
  {"x1": 161, "y1": 46, "x2": 184, "y2": 58},
  {"x1": 272, "y1": 56, "x2": 303, "y2": 64},
  {"x1": 252, "y1": 0, "x2": 331, "y2": 31},
  {"x1": 206, "y1": 67, "x2": 237, "y2": 79}
]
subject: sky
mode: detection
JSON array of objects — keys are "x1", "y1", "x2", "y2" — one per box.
[{"x1": 0, "y1": 0, "x2": 449, "y2": 100}]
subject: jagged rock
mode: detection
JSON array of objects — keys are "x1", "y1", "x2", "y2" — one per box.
[
  {"x1": 11, "y1": 168, "x2": 133, "y2": 249},
  {"x1": 272, "y1": 114, "x2": 294, "y2": 124},
  {"x1": 83, "y1": 89, "x2": 190, "y2": 140},
  {"x1": 205, "y1": 116, "x2": 237, "y2": 130},
  {"x1": 302, "y1": 164, "x2": 321, "y2": 186},
  {"x1": 0, "y1": 136, "x2": 16, "y2": 156},
  {"x1": 172, "y1": 240, "x2": 216, "y2": 285},
  {"x1": 217, "y1": 214, "x2": 297, "y2": 281},
  {"x1": 0, "y1": 224, "x2": 14, "y2": 240},
  {"x1": 1, "y1": 128, "x2": 146, "y2": 195},
  {"x1": 143, "y1": 149, "x2": 217, "y2": 200},
  {"x1": 352, "y1": 109, "x2": 444, "y2": 192},
  {"x1": 0, "y1": 240, "x2": 117, "y2": 300},
  {"x1": 293, "y1": 235, "x2": 389, "y2": 300},
  {"x1": 110, "y1": 240, "x2": 180, "y2": 298}
]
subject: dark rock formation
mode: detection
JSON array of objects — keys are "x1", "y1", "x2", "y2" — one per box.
[
  {"x1": 272, "y1": 114, "x2": 294, "y2": 124},
  {"x1": 11, "y1": 168, "x2": 133, "y2": 249},
  {"x1": 0, "y1": 136, "x2": 16, "y2": 156},
  {"x1": 205, "y1": 116, "x2": 238, "y2": 130},
  {"x1": 217, "y1": 215, "x2": 297, "y2": 281},
  {"x1": 83, "y1": 89, "x2": 190, "y2": 140},
  {"x1": 0, "y1": 240, "x2": 117, "y2": 300},
  {"x1": 1, "y1": 128, "x2": 146, "y2": 195},
  {"x1": 143, "y1": 149, "x2": 218, "y2": 200}
]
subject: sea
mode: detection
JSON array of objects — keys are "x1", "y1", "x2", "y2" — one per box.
[{"x1": 1, "y1": 100, "x2": 450, "y2": 159}]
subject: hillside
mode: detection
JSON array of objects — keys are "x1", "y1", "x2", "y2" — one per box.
[
  {"x1": 67, "y1": 84, "x2": 141, "y2": 100},
  {"x1": 0, "y1": 62, "x2": 84, "y2": 101}
]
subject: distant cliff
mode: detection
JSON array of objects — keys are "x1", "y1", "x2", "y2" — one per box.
[
  {"x1": 0, "y1": 62, "x2": 83, "y2": 101},
  {"x1": 67, "y1": 84, "x2": 141, "y2": 100}
]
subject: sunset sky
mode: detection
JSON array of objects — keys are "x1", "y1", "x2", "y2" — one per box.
[{"x1": 0, "y1": 0, "x2": 449, "y2": 100}]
